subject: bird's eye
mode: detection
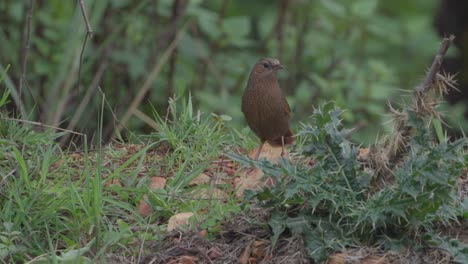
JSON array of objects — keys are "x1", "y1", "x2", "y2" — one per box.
[{"x1": 263, "y1": 63, "x2": 270, "y2": 68}]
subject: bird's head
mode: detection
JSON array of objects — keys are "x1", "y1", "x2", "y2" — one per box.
[{"x1": 251, "y1": 58, "x2": 283, "y2": 77}]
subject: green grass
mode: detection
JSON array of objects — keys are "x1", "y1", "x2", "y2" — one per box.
[
  {"x1": 0, "y1": 93, "x2": 242, "y2": 263},
  {"x1": 0, "y1": 84, "x2": 467, "y2": 263}
]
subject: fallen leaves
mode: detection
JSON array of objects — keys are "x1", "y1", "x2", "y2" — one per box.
[
  {"x1": 136, "y1": 142, "x2": 289, "y2": 216},
  {"x1": 240, "y1": 240, "x2": 271, "y2": 264},
  {"x1": 207, "y1": 247, "x2": 222, "y2": 260},
  {"x1": 150, "y1": 176, "x2": 167, "y2": 189},
  {"x1": 188, "y1": 172, "x2": 210, "y2": 186},
  {"x1": 54, "y1": 142, "x2": 302, "y2": 261},
  {"x1": 138, "y1": 177, "x2": 167, "y2": 217},
  {"x1": 327, "y1": 252, "x2": 388, "y2": 264},
  {"x1": 167, "y1": 212, "x2": 195, "y2": 232},
  {"x1": 234, "y1": 167, "x2": 268, "y2": 198},
  {"x1": 166, "y1": 255, "x2": 198, "y2": 264},
  {"x1": 248, "y1": 142, "x2": 289, "y2": 163},
  {"x1": 234, "y1": 143, "x2": 287, "y2": 198}
]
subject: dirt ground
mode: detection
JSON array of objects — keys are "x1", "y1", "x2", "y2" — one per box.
[{"x1": 106, "y1": 211, "x2": 467, "y2": 264}]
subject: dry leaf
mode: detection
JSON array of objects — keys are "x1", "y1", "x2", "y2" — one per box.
[
  {"x1": 263, "y1": 254, "x2": 273, "y2": 262},
  {"x1": 249, "y1": 143, "x2": 289, "y2": 163},
  {"x1": 191, "y1": 188, "x2": 228, "y2": 200},
  {"x1": 251, "y1": 240, "x2": 268, "y2": 258},
  {"x1": 248, "y1": 257, "x2": 258, "y2": 264},
  {"x1": 150, "y1": 176, "x2": 167, "y2": 189},
  {"x1": 208, "y1": 247, "x2": 222, "y2": 260},
  {"x1": 138, "y1": 194, "x2": 152, "y2": 217},
  {"x1": 362, "y1": 255, "x2": 387, "y2": 264},
  {"x1": 235, "y1": 167, "x2": 275, "y2": 198},
  {"x1": 138, "y1": 177, "x2": 167, "y2": 217},
  {"x1": 358, "y1": 148, "x2": 370, "y2": 160},
  {"x1": 167, "y1": 212, "x2": 194, "y2": 231},
  {"x1": 188, "y1": 172, "x2": 211, "y2": 186},
  {"x1": 198, "y1": 229, "x2": 208, "y2": 238},
  {"x1": 71, "y1": 153, "x2": 82, "y2": 161},
  {"x1": 167, "y1": 256, "x2": 198, "y2": 264},
  {"x1": 239, "y1": 243, "x2": 252, "y2": 264},
  {"x1": 327, "y1": 253, "x2": 346, "y2": 264},
  {"x1": 105, "y1": 179, "x2": 123, "y2": 188}
]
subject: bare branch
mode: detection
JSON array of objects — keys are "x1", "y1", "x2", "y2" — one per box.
[
  {"x1": 366, "y1": 36, "x2": 456, "y2": 191},
  {"x1": 275, "y1": 0, "x2": 289, "y2": 60},
  {"x1": 115, "y1": 23, "x2": 189, "y2": 135},
  {"x1": 78, "y1": 0, "x2": 93, "y2": 37},
  {"x1": 416, "y1": 35, "x2": 454, "y2": 93},
  {"x1": 59, "y1": 61, "x2": 108, "y2": 145},
  {"x1": 133, "y1": 108, "x2": 161, "y2": 131},
  {"x1": 20, "y1": 0, "x2": 35, "y2": 101},
  {"x1": 1, "y1": 117, "x2": 84, "y2": 136},
  {"x1": 167, "y1": 0, "x2": 188, "y2": 102},
  {"x1": 76, "y1": 0, "x2": 93, "y2": 96}
]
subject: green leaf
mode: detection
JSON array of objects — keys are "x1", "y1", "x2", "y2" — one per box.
[
  {"x1": 197, "y1": 10, "x2": 220, "y2": 39},
  {"x1": 286, "y1": 216, "x2": 311, "y2": 234},
  {"x1": 223, "y1": 16, "x2": 250, "y2": 39},
  {"x1": 269, "y1": 212, "x2": 287, "y2": 247},
  {"x1": 462, "y1": 198, "x2": 468, "y2": 218},
  {"x1": 351, "y1": 0, "x2": 377, "y2": 17},
  {"x1": 320, "y1": 0, "x2": 346, "y2": 17}
]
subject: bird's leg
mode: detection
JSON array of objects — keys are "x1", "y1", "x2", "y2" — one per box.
[
  {"x1": 280, "y1": 136, "x2": 285, "y2": 157},
  {"x1": 254, "y1": 141, "x2": 265, "y2": 160}
]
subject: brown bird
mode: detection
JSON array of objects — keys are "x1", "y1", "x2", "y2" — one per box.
[{"x1": 242, "y1": 58, "x2": 295, "y2": 160}]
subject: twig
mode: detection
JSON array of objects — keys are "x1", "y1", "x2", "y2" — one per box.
[
  {"x1": 322, "y1": 59, "x2": 343, "y2": 78},
  {"x1": 416, "y1": 35, "x2": 454, "y2": 93},
  {"x1": 0, "y1": 64, "x2": 27, "y2": 119},
  {"x1": 95, "y1": 86, "x2": 139, "y2": 142},
  {"x1": 275, "y1": 0, "x2": 289, "y2": 60},
  {"x1": 219, "y1": 0, "x2": 230, "y2": 22},
  {"x1": 144, "y1": 190, "x2": 228, "y2": 201},
  {"x1": 116, "y1": 22, "x2": 189, "y2": 135},
  {"x1": 167, "y1": 0, "x2": 187, "y2": 101},
  {"x1": 51, "y1": 48, "x2": 81, "y2": 126},
  {"x1": 287, "y1": 7, "x2": 309, "y2": 93},
  {"x1": 190, "y1": 21, "x2": 229, "y2": 99},
  {"x1": 0, "y1": 169, "x2": 17, "y2": 193},
  {"x1": 398, "y1": 36, "x2": 454, "y2": 157},
  {"x1": 202, "y1": 56, "x2": 228, "y2": 94},
  {"x1": 1, "y1": 117, "x2": 84, "y2": 136},
  {"x1": 413, "y1": 35, "x2": 454, "y2": 118},
  {"x1": 367, "y1": 36, "x2": 455, "y2": 188},
  {"x1": 59, "y1": 61, "x2": 108, "y2": 145},
  {"x1": 76, "y1": 0, "x2": 93, "y2": 96},
  {"x1": 19, "y1": 0, "x2": 35, "y2": 102},
  {"x1": 78, "y1": 0, "x2": 93, "y2": 37},
  {"x1": 261, "y1": 0, "x2": 290, "y2": 55},
  {"x1": 133, "y1": 108, "x2": 160, "y2": 131},
  {"x1": 76, "y1": 33, "x2": 89, "y2": 96}
]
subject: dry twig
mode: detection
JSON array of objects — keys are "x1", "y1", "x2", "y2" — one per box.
[
  {"x1": 19, "y1": 0, "x2": 36, "y2": 110},
  {"x1": 1, "y1": 117, "x2": 84, "y2": 136},
  {"x1": 366, "y1": 36, "x2": 456, "y2": 189},
  {"x1": 115, "y1": 22, "x2": 189, "y2": 136},
  {"x1": 78, "y1": 0, "x2": 93, "y2": 37}
]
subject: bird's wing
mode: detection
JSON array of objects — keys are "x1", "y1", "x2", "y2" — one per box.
[{"x1": 283, "y1": 97, "x2": 291, "y2": 117}]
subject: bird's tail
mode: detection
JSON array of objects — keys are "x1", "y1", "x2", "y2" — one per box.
[{"x1": 268, "y1": 128, "x2": 295, "y2": 146}]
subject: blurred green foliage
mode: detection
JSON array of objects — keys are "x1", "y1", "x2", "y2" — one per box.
[{"x1": 2, "y1": 0, "x2": 462, "y2": 145}]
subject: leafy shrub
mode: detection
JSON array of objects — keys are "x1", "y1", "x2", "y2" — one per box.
[{"x1": 231, "y1": 102, "x2": 467, "y2": 261}]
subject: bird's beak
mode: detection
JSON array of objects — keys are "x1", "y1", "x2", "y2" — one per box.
[{"x1": 273, "y1": 64, "x2": 283, "y2": 70}]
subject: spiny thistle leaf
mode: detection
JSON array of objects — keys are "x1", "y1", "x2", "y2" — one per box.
[{"x1": 232, "y1": 101, "x2": 467, "y2": 262}]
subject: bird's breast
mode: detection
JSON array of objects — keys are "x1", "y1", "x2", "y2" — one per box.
[{"x1": 242, "y1": 79, "x2": 290, "y2": 141}]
